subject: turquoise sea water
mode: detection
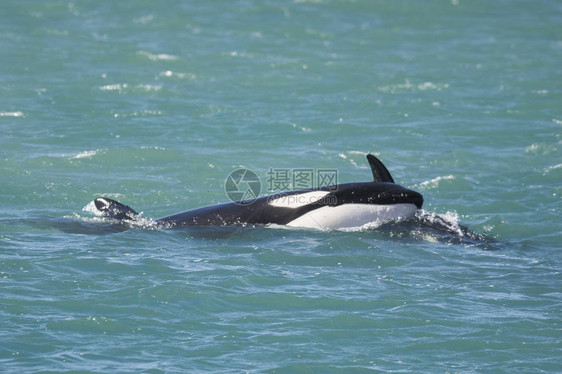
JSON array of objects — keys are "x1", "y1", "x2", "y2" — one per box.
[{"x1": 2, "y1": 0, "x2": 561, "y2": 372}]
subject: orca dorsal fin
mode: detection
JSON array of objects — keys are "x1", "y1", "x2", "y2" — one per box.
[
  {"x1": 366, "y1": 154, "x2": 395, "y2": 183},
  {"x1": 94, "y1": 197, "x2": 139, "y2": 221}
]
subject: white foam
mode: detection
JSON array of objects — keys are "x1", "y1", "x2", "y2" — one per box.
[
  {"x1": 71, "y1": 150, "x2": 99, "y2": 159},
  {"x1": 544, "y1": 163, "x2": 562, "y2": 173},
  {"x1": 0, "y1": 111, "x2": 24, "y2": 117},
  {"x1": 379, "y1": 80, "x2": 449, "y2": 93},
  {"x1": 127, "y1": 216, "x2": 158, "y2": 230},
  {"x1": 138, "y1": 50, "x2": 178, "y2": 61},
  {"x1": 416, "y1": 209, "x2": 464, "y2": 237},
  {"x1": 160, "y1": 70, "x2": 197, "y2": 80},
  {"x1": 135, "y1": 84, "x2": 162, "y2": 92},
  {"x1": 82, "y1": 200, "x2": 156, "y2": 229},
  {"x1": 419, "y1": 175, "x2": 454, "y2": 189},
  {"x1": 99, "y1": 83, "x2": 128, "y2": 91}
]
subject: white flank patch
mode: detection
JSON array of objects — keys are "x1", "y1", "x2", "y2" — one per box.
[
  {"x1": 286, "y1": 203, "x2": 418, "y2": 230},
  {"x1": 268, "y1": 191, "x2": 331, "y2": 208}
]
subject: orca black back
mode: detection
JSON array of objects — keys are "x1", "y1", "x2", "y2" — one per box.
[{"x1": 87, "y1": 154, "x2": 423, "y2": 229}]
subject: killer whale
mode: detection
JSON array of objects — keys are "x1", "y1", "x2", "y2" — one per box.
[{"x1": 88, "y1": 154, "x2": 423, "y2": 230}]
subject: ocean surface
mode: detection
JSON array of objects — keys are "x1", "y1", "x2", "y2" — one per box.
[{"x1": 1, "y1": 0, "x2": 561, "y2": 372}]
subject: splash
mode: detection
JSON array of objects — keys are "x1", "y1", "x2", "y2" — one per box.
[
  {"x1": 414, "y1": 209, "x2": 494, "y2": 247},
  {"x1": 81, "y1": 201, "x2": 158, "y2": 230},
  {"x1": 336, "y1": 209, "x2": 493, "y2": 248},
  {"x1": 415, "y1": 209, "x2": 464, "y2": 237}
]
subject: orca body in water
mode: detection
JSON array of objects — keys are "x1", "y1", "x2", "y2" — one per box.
[{"x1": 88, "y1": 154, "x2": 423, "y2": 230}]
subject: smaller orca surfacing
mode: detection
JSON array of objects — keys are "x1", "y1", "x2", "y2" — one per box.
[{"x1": 85, "y1": 154, "x2": 424, "y2": 231}]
